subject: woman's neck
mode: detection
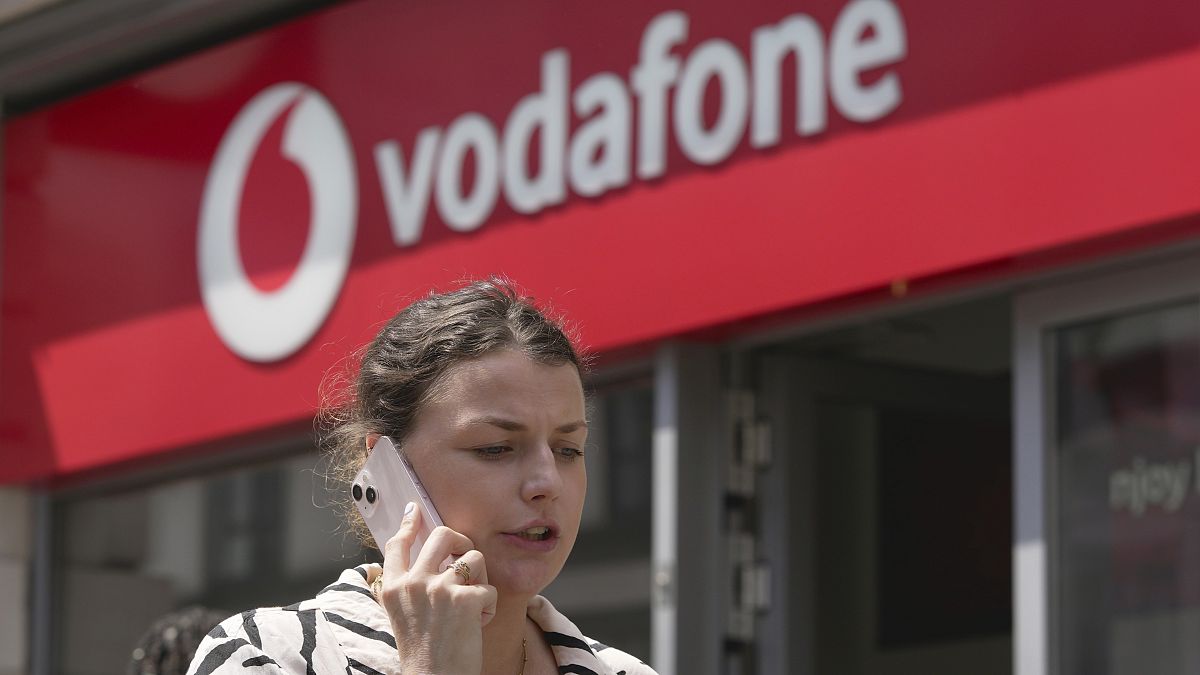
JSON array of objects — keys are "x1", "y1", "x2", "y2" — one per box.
[{"x1": 481, "y1": 592, "x2": 534, "y2": 675}]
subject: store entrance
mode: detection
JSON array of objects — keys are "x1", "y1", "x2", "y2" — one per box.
[{"x1": 753, "y1": 294, "x2": 1013, "y2": 674}]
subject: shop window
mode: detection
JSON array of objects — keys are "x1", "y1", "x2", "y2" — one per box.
[
  {"x1": 52, "y1": 451, "x2": 366, "y2": 675},
  {"x1": 204, "y1": 467, "x2": 285, "y2": 584},
  {"x1": 568, "y1": 377, "x2": 653, "y2": 557},
  {"x1": 1054, "y1": 300, "x2": 1200, "y2": 674}
]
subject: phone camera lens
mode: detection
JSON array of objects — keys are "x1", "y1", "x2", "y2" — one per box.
[
  {"x1": 365, "y1": 486, "x2": 376, "y2": 504},
  {"x1": 352, "y1": 484, "x2": 363, "y2": 501}
]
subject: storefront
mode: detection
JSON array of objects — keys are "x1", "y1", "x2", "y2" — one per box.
[{"x1": 3, "y1": 0, "x2": 1199, "y2": 673}]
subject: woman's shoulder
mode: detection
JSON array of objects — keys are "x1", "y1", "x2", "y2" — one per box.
[
  {"x1": 583, "y1": 636, "x2": 660, "y2": 675},
  {"x1": 187, "y1": 605, "x2": 349, "y2": 675},
  {"x1": 187, "y1": 566, "x2": 390, "y2": 675},
  {"x1": 527, "y1": 595, "x2": 658, "y2": 675}
]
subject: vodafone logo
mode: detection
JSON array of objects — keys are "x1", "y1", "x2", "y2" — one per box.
[
  {"x1": 198, "y1": 1, "x2": 907, "y2": 362},
  {"x1": 198, "y1": 83, "x2": 357, "y2": 362}
]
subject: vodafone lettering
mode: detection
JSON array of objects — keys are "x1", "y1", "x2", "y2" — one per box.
[
  {"x1": 376, "y1": 0, "x2": 906, "y2": 242},
  {"x1": 200, "y1": 0, "x2": 907, "y2": 361}
]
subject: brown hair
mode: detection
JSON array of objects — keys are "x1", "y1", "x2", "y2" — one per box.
[{"x1": 319, "y1": 278, "x2": 585, "y2": 548}]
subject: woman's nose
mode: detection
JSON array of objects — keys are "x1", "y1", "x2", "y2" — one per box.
[{"x1": 521, "y1": 445, "x2": 563, "y2": 502}]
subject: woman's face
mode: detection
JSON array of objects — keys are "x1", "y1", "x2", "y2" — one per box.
[{"x1": 402, "y1": 348, "x2": 588, "y2": 598}]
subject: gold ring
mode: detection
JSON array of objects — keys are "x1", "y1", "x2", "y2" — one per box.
[{"x1": 451, "y1": 560, "x2": 472, "y2": 584}]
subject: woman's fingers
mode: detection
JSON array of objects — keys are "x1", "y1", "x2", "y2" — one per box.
[
  {"x1": 454, "y1": 583, "x2": 498, "y2": 627},
  {"x1": 444, "y1": 549, "x2": 488, "y2": 585},
  {"x1": 377, "y1": 516, "x2": 494, "y2": 673},
  {"x1": 476, "y1": 584, "x2": 498, "y2": 627},
  {"x1": 383, "y1": 501, "x2": 420, "y2": 576},
  {"x1": 413, "y1": 525, "x2": 475, "y2": 574}
]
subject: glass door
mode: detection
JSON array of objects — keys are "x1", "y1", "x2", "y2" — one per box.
[{"x1": 1015, "y1": 254, "x2": 1200, "y2": 675}]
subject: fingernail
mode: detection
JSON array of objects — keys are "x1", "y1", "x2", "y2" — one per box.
[{"x1": 404, "y1": 501, "x2": 415, "y2": 518}]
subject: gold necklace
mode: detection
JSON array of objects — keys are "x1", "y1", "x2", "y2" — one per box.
[{"x1": 373, "y1": 572, "x2": 528, "y2": 674}]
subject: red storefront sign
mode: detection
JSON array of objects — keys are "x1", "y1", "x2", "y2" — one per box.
[{"x1": 4, "y1": 0, "x2": 1200, "y2": 482}]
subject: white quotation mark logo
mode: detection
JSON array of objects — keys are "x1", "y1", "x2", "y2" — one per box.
[{"x1": 198, "y1": 83, "x2": 357, "y2": 362}]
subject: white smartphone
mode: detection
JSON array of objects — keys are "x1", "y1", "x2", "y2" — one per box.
[{"x1": 351, "y1": 436, "x2": 443, "y2": 568}]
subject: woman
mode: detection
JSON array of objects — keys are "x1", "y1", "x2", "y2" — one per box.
[{"x1": 188, "y1": 280, "x2": 656, "y2": 675}]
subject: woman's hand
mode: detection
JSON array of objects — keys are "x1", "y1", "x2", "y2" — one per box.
[{"x1": 380, "y1": 502, "x2": 498, "y2": 674}]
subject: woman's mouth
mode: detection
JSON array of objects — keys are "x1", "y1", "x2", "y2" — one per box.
[
  {"x1": 503, "y1": 523, "x2": 559, "y2": 551},
  {"x1": 514, "y1": 526, "x2": 552, "y2": 541}
]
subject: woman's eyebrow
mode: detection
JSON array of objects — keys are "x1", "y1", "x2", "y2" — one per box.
[
  {"x1": 555, "y1": 420, "x2": 588, "y2": 433},
  {"x1": 466, "y1": 416, "x2": 588, "y2": 433}
]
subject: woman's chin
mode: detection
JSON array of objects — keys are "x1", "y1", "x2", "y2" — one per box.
[{"x1": 492, "y1": 559, "x2": 563, "y2": 598}]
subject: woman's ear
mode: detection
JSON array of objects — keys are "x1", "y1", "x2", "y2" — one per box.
[{"x1": 365, "y1": 433, "x2": 380, "y2": 450}]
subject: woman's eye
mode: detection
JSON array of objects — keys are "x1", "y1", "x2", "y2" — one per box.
[
  {"x1": 475, "y1": 446, "x2": 511, "y2": 458},
  {"x1": 557, "y1": 446, "x2": 585, "y2": 460}
]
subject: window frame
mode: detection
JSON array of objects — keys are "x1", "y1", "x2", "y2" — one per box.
[{"x1": 1014, "y1": 251, "x2": 1200, "y2": 675}]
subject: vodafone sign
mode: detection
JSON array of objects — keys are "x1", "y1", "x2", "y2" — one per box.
[
  {"x1": 198, "y1": 83, "x2": 357, "y2": 362},
  {"x1": 8, "y1": 0, "x2": 1200, "y2": 480},
  {"x1": 375, "y1": 2, "x2": 904, "y2": 238},
  {"x1": 200, "y1": 0, "x2": 907, "y2": 362}
]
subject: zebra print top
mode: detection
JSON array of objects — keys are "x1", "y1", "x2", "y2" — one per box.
[{"x1": 186, "y1": 564, "x2": 656, "y2": 675}]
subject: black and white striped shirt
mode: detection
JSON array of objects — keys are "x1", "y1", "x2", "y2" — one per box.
[{"x1": 186, "y1": 564, "x2": 657, "y2": 675}]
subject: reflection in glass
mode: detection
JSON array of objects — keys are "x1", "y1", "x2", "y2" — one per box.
[{"x1": 1055, "y1": 301, "x2": 1200, "y2": 674}]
